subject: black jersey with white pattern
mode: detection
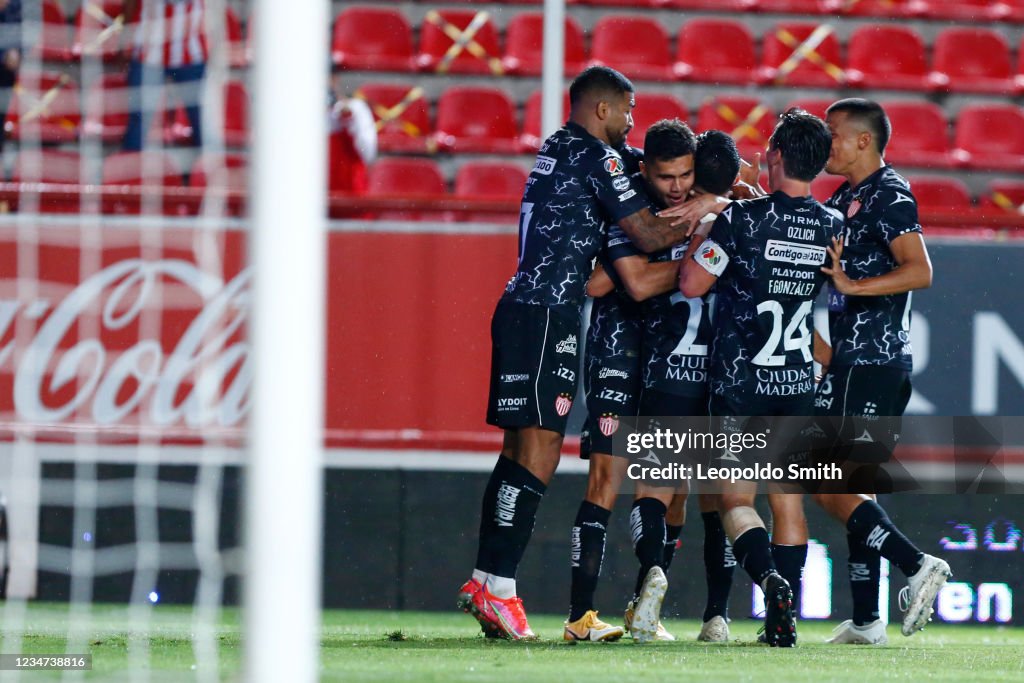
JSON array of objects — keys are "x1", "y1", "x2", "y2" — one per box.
[
  {"x1": 694, "y1": 191, "x2": 843, "y2": 400},
  {"x1": 825, "y1": 166, "x2": 922, "y2": 371},
  {"x1": 503, "y1": 123, "x2": 650, "y2": 317}
]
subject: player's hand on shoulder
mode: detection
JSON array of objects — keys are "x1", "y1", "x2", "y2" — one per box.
[{"x1": 730, "y1": 181, "x2": 764, "y2": 200}]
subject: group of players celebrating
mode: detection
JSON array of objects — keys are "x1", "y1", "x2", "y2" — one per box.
[{"x1": 458, "y1": 65, "x2": 951, "y2": 647}]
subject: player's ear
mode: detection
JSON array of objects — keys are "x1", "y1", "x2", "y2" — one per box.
[
  {"x1": 858, "y1": 131, "x2": 872, "y2": 151},
  {"x1": 596, "y1": 99, "x2": 610, "y2": 121},
  {"x1": 638, "y1": 160, "x2": 646, "y2": 174}
]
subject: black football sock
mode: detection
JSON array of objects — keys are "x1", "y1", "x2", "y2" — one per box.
[
  {"x1": 848, "y1": 533, "x2": 883, "y2": 626},
  {"x1": 478, "y1": 458, "x2": 547, "y2": 579},
  {"x1": 702, "y1": 511, "x2": 735, "y2": 622},
  {"x1": 662, "y1": 523, "x2": 683, "y2": 573},
  {"x1": 569, "y1": 500, "x2": 612, "y2": 622},
  {"x1": 771, "y1": 543, "x2": 808, "y2": 615},
  {"x1": 630, "y1": 498, "x2": 667, "y2": 599},
  {"x1": 475, "y1": 455, "x2": 515, "y2": 573},
  {"x1": 732, "y1": 526, "x2": 777, "y2": 587},
  {"x1": 846, "y1": 500, "x2": 923, "y2": 578}
]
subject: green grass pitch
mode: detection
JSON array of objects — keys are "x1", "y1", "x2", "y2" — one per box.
[{"x1": 5, "y1": 605, "x2": 1023, "y2": 681}]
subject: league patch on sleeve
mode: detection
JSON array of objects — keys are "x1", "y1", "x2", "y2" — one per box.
[
  {"x1": 694, "y1": 239, "x2": 729, "y2": 276},
  {"x1": 604, "y1": 157, "x2": 625, "y2": 177}
]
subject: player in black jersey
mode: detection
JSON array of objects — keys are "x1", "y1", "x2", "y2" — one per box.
[
  {"x1": 460, "y1": 66, "x2": 704, "y2": 640},
  {"x1": 812, "y1": 98, "x2": 949, "y2": 645},
  {"x1": 679, "y1": 108, "x2": 841, "y2": 647},
  {"x1": 565, "y1": 120, "x2": 696, "y2": 643}
]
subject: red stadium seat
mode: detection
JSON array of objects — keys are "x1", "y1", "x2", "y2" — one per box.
[
  {"x1": 667, "y1": 0, "x2": 757, "y2": 10},
  {"x1": 502, "y1": 14, "x2": 586, "y2": 76},
  {"x1": 101, "y1": 151, "x2": 190, "y2": 216},
  {"x1": 367, "y1": 157, "x2": 448, "y2": 221},
  {"x1": 82, "y1": 72, "x2": 129, "y2": 142},
  {"x1": 629, "y1": 93, "x2": 688, "y2": 148},
  {"x1": 755, "y1": 0, "x2": 825, "y2": 13},
  {"x1": 674, "y1": 19, "x2": 756, "y2": 85},
  {"x1": 12, "y1": 150, "x2": 84, "y2": 214},
  {"x1": 585, "y1": 0, "x2": 664, "y2": 7},
  {"x1": 39, "y1": 0, "x2": 71, "y2": 62},
  {"x1": 4, "y1": 72, "x2": 81, "y2": 143},
  {"x1": 519, "y1": 90, "x2": 569, "y2": 152},
  {"x1": 783, "y1": 98, "x2": 833, "y2": 120},
  {"x1": 952, "y1": 105, "x2": 1024, "y2": 173},
  {"x1": 72, "y1": 1, "x2": 129, "y2": 62},
  {"x1": 982, "y1": 180, "x2": 1024, "y2": 213},
  {"x1": 845, "y1": 25, "x2": 930, "y2": 92},
  {"x1": 759, "y1": 23, "x2": 846, "y2": 88},
  {"x1": 917, "y1": 0, "x2": 1013, "y2": 21},
  {"x1": 434, "y1": 87, "x2": 518, "y2": 154},
  {"x1": 189, "y1": 153, "x2": 247, "y2": 217},
  {"x1": 882, "y1": 101, "x2": 953, "y2": 170},
  {"x1": 697, "y1": 96, "x2": 775, "y2": 160},
  {"x1": 331, "y1": 7, "x2": 413, "y2": 72},
  {"x1": 590, "y1": 16, "x2": 673, "y2": 82},
  {"x1": 222, "y1": 81, "x2": 248, "y2": 148},
  {"x1": 811, "y1": 174, "x2": 844, "y2": 203},
  {"x1": 454, "y1": 161, "x2": 527, "y2": 223},
  {"x1": 906, "y1": 177, "x2": 971, "y2": 211},
  {"x1": 819, "y1": 0, "x2": 923, "y2": 16},
  {"x1": 929, "y1": 28, "x2": 1014, "y2": 96},
  {"x1": 225, "y1": 5, "x2": 247, "y2": 68},
  {"x1": 353, "y1": 83, "x2": 433, "y2": 154},
  {"x1": 1016, "y1": 36, "x2": 1024, "y2": 95},
  {"x1": 415, "y1": 9, "x2": 503, "y2": 75}
]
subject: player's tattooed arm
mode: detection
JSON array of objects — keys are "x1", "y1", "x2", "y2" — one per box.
[
  {"x1": 616, "y1": 207, "x2": 697, "y2": 253},
  {"x1": 586, "y1": 262, "x2": 615, "y2": 297},
  {"x1": 612, "y1": 255, "x2": 680, "y2": 302},
  {"x1": 821, "y1": 233, "x2": 933, "y2": 296}
]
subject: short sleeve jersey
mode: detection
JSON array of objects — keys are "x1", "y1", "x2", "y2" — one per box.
[
  {"x1": 694, "y1": 192, "x2": 843, "y2": 399},
  {"x1": 825, "y1": 166, "x2": 922, "y2": 370},
  {"x1": 503, "y1": 123, "x2": 650, "y2": 317}
]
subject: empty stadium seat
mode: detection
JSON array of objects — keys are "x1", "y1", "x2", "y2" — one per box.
[
  {"x1": 223, "y1": 81, "x2": 249, "y2": 148},
  {"x1": 39, "y1": 0, "x2": 71, "y2": 62},
  {"x1": 225, "y1": 5, "x2": 247, "y2": 68},
  {"x1": 454, "y1": 161, "x2": 527, "y2": 223},
  {"x1": 697, "y1": 96, "x2": 775, "y2": 159},
  {"x1": 353, "y1": 83, "x2": 432, "y2": 154},
  {"x1": 811, "y1": 174, "x2": 845, "y2": 203},
  {"x1": 882, "y1": 102, "x2": 953, "y2": 170},
  {"x1": 918, "y1": 0, "x2": 1013, "y2": 21},
  {"x1": 668, "y1": 0, "x2": 758, "y2": 10},
  {"x1": 4, "y1": 72, "x2": 81, "y2": 143},
  {"x1": 416, "y1": 9, "x2": 503, "y2": 75},
  {"x1": 845, "y1": 25, "x2": 930, "y2": 92},
  {"x1": 755, "y1": 0, "x2": 825, "y2": 13},
  {"x1": 929, "y1": 28, "x2": 1015, "y2": 96},
  {"x1": 519, "y1": 90, "x2": 570, "y2": 152},
  {"x1": 906, "y1": 177, "x2": 972, "y2": 211},
  {"x1": 674, "y1": 19, "x2": 756, "y2": 85},
  {"x1": 819, "y1": 0, "x2": 922, "y2": 16},
  {"x1": 502, "y1": 14, "x2": 586, "y2": 76},
  {"x1": 72, "y1": 1, "x2": 129, "y2": 62},
  {"x1": 590, "y1": 16, "x2": 673, "y2": 82},
  {"x1": 759, "y1": 23, "x2": 845, "y2": 88},
  {"x1": 367, "y1": 157, "x2": 448, "y2": 221},
  {"x1": 434, "y1": 87, "x2": 518, "y2": 154},
  {"x1": 102, "y1": 151, "x2": 190, "y2": 216},
  {"x1": 189, "y1": 153, "x2": 247, "y2": 217},
  {"x1": 783, "y1": 98, "x2": 833, "y2": 120},
  {"x1": 331, "y1": 7, "x2": 413, "y2": 72},
  {"x1": 630, "y1": 93, "x2": 688, "y2": 147},
  {"x1": 12, "y1": 150, "x2": 84, "y2": 214},
  {"x1": 982, "y1": 180, "x2": 1024, "y2": 213},
  {"x1": 952, "y1": 105, "x2": 1024, "y2": 172}
]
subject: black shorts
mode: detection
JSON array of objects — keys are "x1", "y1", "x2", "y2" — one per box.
[
  {"x1": 639, "y1": 387, "x2": 709, "y2": 419},
  {"x1": 579, "y1": 358, "x2": 641, "y2": 459},
  {"x1": 813, "y1": 365, "x2": 912, "y2": 465},
  {"x1": 486, "y1": 300, "x2": 581, "y2": 435},
  {"x1": 708, "y1": 392, "x2": 814, "y2": 473}
]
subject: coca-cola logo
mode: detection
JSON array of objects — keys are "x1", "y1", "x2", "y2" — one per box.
[{"x1": 3, "y1": 259, "x2": 251, "y2": 428}]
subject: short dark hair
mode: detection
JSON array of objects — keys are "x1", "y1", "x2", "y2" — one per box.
[
  {"x1": 569, "y1": 66, "x2": 634, "y2": 106},
  {"x1": 826, "y1": 98, "x2": 891, "y2": 154},
  {"x1": 769, "y1": 108, "x2": 831, "y2": 182},
  {"x1": 694, "y1": 130, "x2": 741, "y2": 196},
  {"x1": 643, "y1": 118, "x2": 697, "y2": 164}
]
